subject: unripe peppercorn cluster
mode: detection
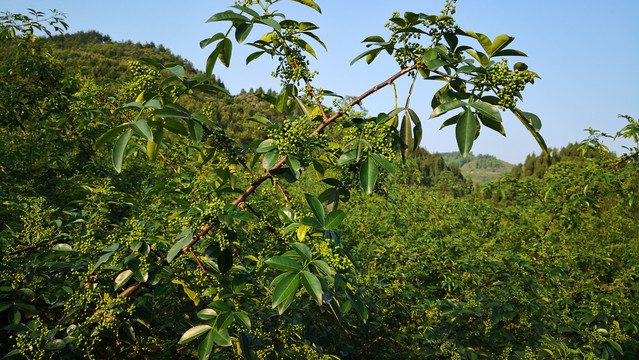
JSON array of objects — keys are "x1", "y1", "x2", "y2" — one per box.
[
  {"x1": 267, "y1": 116, "x2": 328, "y2": 163},
  {"x1": 271, "y1": 25, "x2": 317, "y2": 85},
  {"x1": 486, "y1": 59, "x2": 537, "y2": 110}
]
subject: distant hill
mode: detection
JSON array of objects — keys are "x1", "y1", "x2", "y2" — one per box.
[{"x1": 440, "y1": 152, "x2": 514, "y2": 183}]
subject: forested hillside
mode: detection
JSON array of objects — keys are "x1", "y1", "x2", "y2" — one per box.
[
  {"x1": 441, "y1": 152, "x2": 514, "y2": 183},
  {"x1": 1, "y1": 4, "x2": 639, "y2": 360}
]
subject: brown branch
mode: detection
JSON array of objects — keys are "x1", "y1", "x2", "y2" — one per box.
[
  {"x1": 158, "y1": 152, "x2": 178, "y2": 173},
  {"x1": 189, "y1": 248, "x2": 217, "y2": 287},
  {"x1": 8, "y1": 238, "x2": 67, "y2": 256},
  {"x1": 119, "y1": 282, "x2": 142, "y2": 297}
]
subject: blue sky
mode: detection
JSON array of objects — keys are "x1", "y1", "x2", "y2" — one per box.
[{"x1": 2, "y1": 0, "x2": 638, "y2": 164}]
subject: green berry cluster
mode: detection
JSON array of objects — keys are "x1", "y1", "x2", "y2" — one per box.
[
  {"x1": 486, "y1": 59, "x2": 537, "y2": 110},
  {"x1": 128, "y1": 61, "x2": 160, "y2": 93},
  {"x1": 271, "y1": 25, "x2": 318, "y2": 85},
  {"x1": 267, "y1": 116, "x2": 328, "y2": 163}
]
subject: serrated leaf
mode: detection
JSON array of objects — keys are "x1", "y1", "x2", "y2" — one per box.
[
  {"x1": 456, "y1": 107, "x2": 477, "y2": 157},
  {"x1": 266, "y1": 256, "x2": 302, "y2": 272},
  {"x1": 114, "y1": 270, "x2": 134, "y2": 290},
  {"x1": 301, "y1": 271, "x2": 322, "y2": 304},
  {"x1": 178, "y1": 325, "x2": 211, "y2": 344},
  {"x1": 272, "y1": 271, "x2": 300, "y2": 313},
  {"x1": 360, "y1": 157, "x2": 378, "y2": 195}
]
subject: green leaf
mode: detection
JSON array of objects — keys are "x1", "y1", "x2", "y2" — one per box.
[
  {"x1": 490, "y1": 34, "x2": 514, "y2": 55},
  {"x1": 278, "y1": 207, "x2": 296, "y2": 224},
  {"x1": 44, "y1": 339, "x2": 66, "y2": 350},
  {"x1": 153, "y1": 108, "x2": 189, "y2": 119},
  {"x1": 187, "y1": 120, "x2": 204, "y2": 143},
  {"x1": 128, "y1": 119, "x2": 153, "y2": 141},
  {"x1": 456, "y1": 107, "x2": 477, "y2": 157},
  {"x1": 345, "y1": 291, "x2": 368, "y2": 322},
  {"x1": 493, "y1": 49, "x2": 527, "y2": 57},
  {"x1": 608, "y1": 340, "x2": 623, "y2": 355},
  {"x1": 167, "y1": 228, "x2": 193, "y2": 263},
  {"x1": 478, "y1": 113, "x2": 506, "y2": 136},
  {"x1": 205, "y1": 45, "x2": 222, "y2": 76},
  {"x1": 218, "y1": 248, "x2": 233, "y2": 274},
  {"x1": 470, "y1": 101, "x2": 502, "y2": 123},
  {"x1": 512, "y1": 108, "x2": 547, "y2": 155},
  {"x1": 362, "y1": 35, "x2": 384, "y2": 43},
  {"x1": 94, "y1": 123, "x2": 128, "y2": 150},
  {"x1": 400, "y1": 115, "x2": 413, "y2": 160},
  {"x1": 338, "y1": 149, "x2": 358, "y2": 166},
  {"x1": 234, "y1": 311, "x2": 251, "y2": 330},
  {"x1": 114, "y1": 270, "x2": 134, "y2": 290},
  {"x1": 290, "y1": 242, "x2": 312, "y2": 260},
  {"x1": 272, "y1": 271, "x2": 300, "y2": 314},
  {"x1": 235, "y1": 22, "x2": 253, "y2": 43},
  {"x1": 178, "y1": 325, "x2": 211, "y2": 344},
  {"x1": 304, "y1": 194, "x2": 325, "y2": 226},
  {"x1": 301, "y1": 271, "x2": 322, "y2": 304},
  {"x1": 200, "y1": 33, "x2": 225, "y2": 49},
  {"x1": 246, "y1": 51, "x2": 265, "y2": 64},
  {"x1": 206, "y1": 10, "x2": 250, "y2": 23},
  {"x1": 198, "y1": 330, "x2": 215, "y2": 360},
  {"x1": 312, "y1": 260, "x2": 331, "y2": 276},
  {"x1": 218, "y1": 38, "x2": 232, "y2": 68},
  {"x1": 230, "y1": 5, "x2": 260, "y2": 18},
  {"x1": 300, "y1": 217, "x2": 322, "y2": 228},
  {"x1": 466, "y1": 31, "x2": 492, "y2": 54},
  {"x1": 210, "y1": 328, "x2": 232, "y2": 347},
  {"x1": 360, "y1": 157, "x2": 379, "y2": 195},
  {"x1": 406, "y1": 108, "x2": 422, "y2": 151},
  {"x1": 112, "y1": 130, "x2": 132, "y2": 173},
  {"x1": 166, "y1": 64, "x2": 185, "y2": 80},
  {"x1": 290, "y1": 0, "x2": 322, "y2": 13},
  {"x1": 262, "y1": 150, "x2": 280, "y2": 170},
  {"x1": 350, "y1": 48, "x2": 382, "y2": 66},
  {"x1": 324, "y1": 210, "x2": 346, "y2": 230},
  {"x1": 430, "y1": 100, "x2": 466, "y2": 119},
  {"x1": 256, "y1": 18, "x2": 281, "y2": 33},
  {"x1": 256, "y1": 139, "x2": 276, "y2": 153},
  {"x1": 197, "y1": 308, "x2": 218, "y2": 321},
  {"x1": 266, "y1": 256, "x2": 302, "y2": 272}
]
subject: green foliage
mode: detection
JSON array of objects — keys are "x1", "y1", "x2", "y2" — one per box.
[{"x1": 5, "y1": 1, "x2": 638, "y2": 359}]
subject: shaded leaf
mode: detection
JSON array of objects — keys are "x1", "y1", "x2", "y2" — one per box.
[
  {"x1": 301, "y1": 271, "x2": 322, "y2": 304},
  {"x1": 114, "y1": 270, "x2": 134, "y2": 290},
  {"x1": 324, "y1": 210, "x2": 345, "y2": 230},
  {"x1": 304, "y1": 194, "x2": 325, "y2": 226},
  {"x1": 113, "y1": 130, "x2": 132, "y2": 173},
  {"x1": 272, "y1": 271, "x2": 300, "y2": 313},
  {"x1": 360, "y1": 157, "x2": 379, "y2": 195}
]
